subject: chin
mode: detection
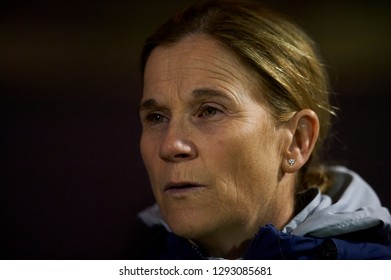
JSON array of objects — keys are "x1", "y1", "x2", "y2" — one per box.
[{"x1": 164, "y1": 209, "x2": 212, "y2": 239}]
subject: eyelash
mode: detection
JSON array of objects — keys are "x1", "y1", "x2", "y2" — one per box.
[
  {"x1": 145, "y1": 112, "x2": 165, "y2": 124},
  {"x1": 197, "y1": 104, "x2": 222, "y2": 118},
  {"x1": 143, "y1": 104, "x2": 223, "y2": 125}
]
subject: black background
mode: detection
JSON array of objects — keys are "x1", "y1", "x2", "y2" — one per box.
[{"x1": 1, "y1": 0, "x2": 390, "y2": 259}]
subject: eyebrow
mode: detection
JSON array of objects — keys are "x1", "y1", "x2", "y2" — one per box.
[
  {"x1": 139, "y1": 87, "x2": 232, "y2": 113},
  {"x1": 139, "y1": 99, "x2": 157, "y2": 113},
  {"x1": 192, "y1": 88, "x2": 232, "y2": 102}
]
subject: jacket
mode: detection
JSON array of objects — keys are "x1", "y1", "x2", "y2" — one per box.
[{"x1": 137, "y1": 166, "x2": 391, "y2": 259}]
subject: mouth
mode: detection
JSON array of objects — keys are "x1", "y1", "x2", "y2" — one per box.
[{"x1": 164, "y1": 182, "x2": 205, "y2": 196}]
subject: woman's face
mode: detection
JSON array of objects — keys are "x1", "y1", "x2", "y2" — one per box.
[{"x1": 140, "y1": 34, "x2": 294, "y2": 244}]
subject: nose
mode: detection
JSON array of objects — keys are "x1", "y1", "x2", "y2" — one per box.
[{"x1": 159, "y1": 121, "x2": 197, "y2": 163}]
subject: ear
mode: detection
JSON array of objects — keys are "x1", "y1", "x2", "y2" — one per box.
[{"x1": 282, "y1": 109, "x2": 320, "y2": 173}]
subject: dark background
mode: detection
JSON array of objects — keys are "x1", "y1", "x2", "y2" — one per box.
[{"x1": 1, "y1": 0, "x2": 390, "y2": 259}]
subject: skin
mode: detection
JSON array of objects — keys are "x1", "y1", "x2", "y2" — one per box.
[{"x1": 139, "y1": 34, "x2": 317, "y2": 258}]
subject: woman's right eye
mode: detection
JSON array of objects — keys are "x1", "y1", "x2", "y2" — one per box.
[{"x1": 146, "y1": 113, "x2": 165, "y2": 124}]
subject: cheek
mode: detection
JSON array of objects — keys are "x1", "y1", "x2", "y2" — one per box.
[
  {"x1": 140, "y1": 134, "x2": 157, "y2": 165},
  {"x1": 201, "y1": 138, "x2": 254, "y2": 204},
  {"x1": 140, "y1": 133, "x2": 149, "y2": 159},
  {"x1": 209, "y1": 133, "x2": 272, "y2": 178},
  {"x1": 140, "y1": 134, "x2": 162, "y2": 188},
  {"x1": 209, "y1": 131, "x2": 280, "y2": 200}
]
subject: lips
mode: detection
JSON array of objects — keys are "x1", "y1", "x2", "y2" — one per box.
[{"x1": 164, "y1": 182, "x2": 205, "y2": 195}]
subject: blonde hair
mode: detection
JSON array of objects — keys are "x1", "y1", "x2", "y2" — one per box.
[{"x1": 140, "y1": 0, "x2": 336, "y2": 192}]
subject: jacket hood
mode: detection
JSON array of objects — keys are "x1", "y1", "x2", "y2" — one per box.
[
  {"x1": 283, "y1": 166, "x2": 391, "y2": 239},
  {"x1": 138, "y1": 166, "x2": 391, "y2": 240}
]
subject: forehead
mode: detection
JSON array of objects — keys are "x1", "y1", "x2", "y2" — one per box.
[
  {"x1": 145, "y1": 34, "x2": 240, "y2": 75},
  {"x1": 143, "y1": 34, "x2": 261, "y2": 101}
]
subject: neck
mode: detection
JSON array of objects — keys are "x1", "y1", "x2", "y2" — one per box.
[{"x1": 191, "y1": 227, "x2": 255, "y2": 259}]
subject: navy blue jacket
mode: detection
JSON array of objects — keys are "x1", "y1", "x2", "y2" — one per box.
[{"x1": 143, "y1": 224, "x2": 391, "y2": 260}]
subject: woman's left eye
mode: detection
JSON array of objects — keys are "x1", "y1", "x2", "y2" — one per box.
[{"x1": 198, "y1": 105, "x2": 222, "y2": 118}]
